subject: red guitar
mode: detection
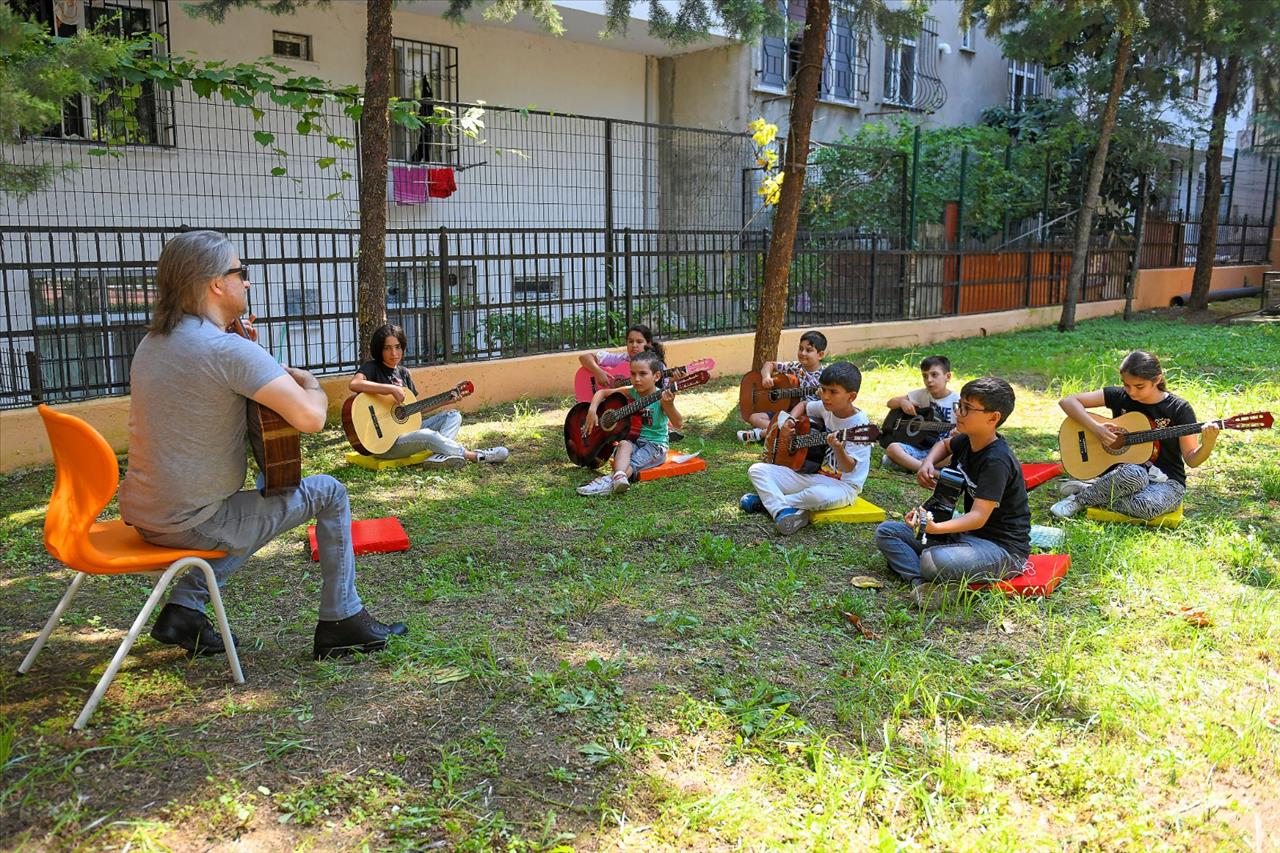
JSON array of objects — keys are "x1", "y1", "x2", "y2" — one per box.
[
  {"x1": 763, "y1": 415, "x2": 881, "y2": 472},
  {"x1": 229, "y1": 317, "x2": 301, "y2": 496},
  {"x1": 563, "y1": 370, "x2": 710, "y2": 467}
]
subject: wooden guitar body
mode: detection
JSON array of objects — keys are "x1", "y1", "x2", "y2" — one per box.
[
  {"x1": 342, "y1": 381, "x2": 475, "y2": 455},
  {"x1": 879, "y1": 406, "x2": 951, "y2": 449},
  {"x1": 1058, "y1": 411, "x2": 1161, "y2": 479},
  {"x1": 763, "y1": 415, "x2": 816, "y2": 470},
  {"x1": 573, "y1": 362, "x2": 633, "y2": 403},
  {"x1": 738, "y1": 371, "x2": 802, "y2": 423},
  {"x1": 563, "y1": 396, "x2": 636, "y2": 467},
  {"x1": 343, "y1": 387, "x2": 423, "y2": 456},
  {"x1": 229, "y1": 318, "x2": 301, "y2": 496}
]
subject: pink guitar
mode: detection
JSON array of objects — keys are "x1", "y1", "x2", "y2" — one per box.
[{"x1": 572, "y1": 358, "x2": 715, "y2": 402}]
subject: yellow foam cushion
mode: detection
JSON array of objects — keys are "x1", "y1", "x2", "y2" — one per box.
[
  {"x1": 1086, "y1": 503, "x2": 1184, "y2": 528},
  {"x1": 345, "y1": 450, "x2": 432, "y2": 470},
  {"x1": 811, "y1": 497, "x2": 887, "y2": 525}
]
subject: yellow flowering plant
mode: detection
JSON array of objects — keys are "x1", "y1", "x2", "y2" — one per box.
[{"x1": 748, "y1": 117, "x2": 783, "y2": 207}]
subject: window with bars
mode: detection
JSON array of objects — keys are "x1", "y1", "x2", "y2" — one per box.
[
  {"x1": 1008, "y1": 59, "x2": 1042, "y2": 112},
  {"x1": 757, "y1": 2, "x2": 869, "y2": 103},
  {"x1": 391, "y1": 37, "x2": 460, "y2": 165},
  {"x1": 513, "y1": 277, "x2": 560, "y2": 301},
  {"x1": 19, "y1": 0, "x2": 174, "y2": 146},
  {"x1": 273, "y1": 31, "x2": 312, "y2": 61},
  {"x1": 882, "y1": 17, "x2": 943, "y2": 111}
]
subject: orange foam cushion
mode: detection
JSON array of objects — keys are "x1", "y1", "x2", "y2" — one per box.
[
  {"x1": 1022, "y1": 462, "x2": 1065, "y2": 491},
  {"x1": 308, "y1": 517, "x2": 410, "y2": 562},
  {"x1": 637, "y1": 451, "x2": 707, "y2": 481},
  {"x1": 970, "y1": 553, "x2": 1070, "y2": 598}
]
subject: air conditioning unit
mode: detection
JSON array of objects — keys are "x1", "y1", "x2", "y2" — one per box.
[{"x1": 1264, "y1": 271, "x2": 1280, "y2": 316}]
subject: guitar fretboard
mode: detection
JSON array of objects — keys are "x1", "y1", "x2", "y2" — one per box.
[
  {"x1": 602, "y1": 389, "x2": 663, "y2": 427},
  {"x1": 1121, "y1": 420, "x2": 1213, "y2": 447},
  {"x1": 399, "y1": 388, "x2": 459, "y2": 418}
]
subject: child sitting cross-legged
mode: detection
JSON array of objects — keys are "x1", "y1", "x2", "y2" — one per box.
[
  {"x1": 882, "y1": 354, "x2": 959, "y2": 472},
  {"x1": 737, "y1": 329, "x2": 827, "y2": 443},
  {"x1": 874, "y1": 377, "x2": 1030, "y2": 611},
  {"x1": 741, "y1": 361, "x2": 871, "y2": 535},
  {"x1": 577, "y1": 351, "x2": 683, "y2": 496}
]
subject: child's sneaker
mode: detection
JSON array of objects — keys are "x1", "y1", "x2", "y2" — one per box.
[
  {"x1": 1049, "y1": 495, "x2": 1083, "y2": 518},
  {"x1": 1058, "y1": 479, "x2": 1089, "y2": 496},
  {"x1": 425, "y1": 453, "x2": 466, "y2": 469},
  {"x1": 474, "y1": 447, "x2": 509, "y2": 464},
  {"x1": 739, "y1": 493, "x2": 765, "y2": 514},
  {"x1": 668, "y1": 429, "x2": 685, "y2": 444},
  {"x1": 910, "y1": 582, "x2": 941, "y2": 611},
  {"x1": 774, "y1": 508, "x2": 811, "y2": 535},
  {"x1": 611, "y1": 472, "x2": 630, "y2": 494},
  {"x1": 737, "y1": 428, "x2": 763, "y2": 444},
  {"x1": 577, "y1": 475, "x2": 614, "y2": 496}
]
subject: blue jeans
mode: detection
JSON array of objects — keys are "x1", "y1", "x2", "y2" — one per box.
[
  {"x1": 875, "y1": 521, "x2": 1026, "y2": 587},
  {"x1": 379, "y1": 410, "x2": 465, "y2": 459},
  {"x1": 136, "y1": 474, "x2": 363, "y2": 621}
]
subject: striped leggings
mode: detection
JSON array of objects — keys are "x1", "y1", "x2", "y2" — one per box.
[{"x1": 1076, "y1": 463, "x2": 1185, "y2": 520}]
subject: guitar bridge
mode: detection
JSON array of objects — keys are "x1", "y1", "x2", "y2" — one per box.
[
  {"x1": 366, "y1": 406, "x2": 384, "y2": 439},
  {"x1": 1077, "y1": 431, "x2": 1088, "y2": 461}
]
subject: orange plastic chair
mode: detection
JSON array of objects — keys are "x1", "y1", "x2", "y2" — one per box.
[{"x1": 19, "y1": 405, "x2": 244, "y2": 730}]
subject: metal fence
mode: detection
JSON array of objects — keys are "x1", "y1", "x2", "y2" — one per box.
[
  {"x1": 0, "y1": 224, "x2": 1130, "y2": 409},
  {"x1": 1138, "y1": 214, "x2": 1273, "y2": 268}
]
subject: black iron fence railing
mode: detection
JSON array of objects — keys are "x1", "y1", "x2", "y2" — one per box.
[
  {"x1": 1138, "y1": 214, "x2": 1272, "y2": 269},
  {"x1": 0, "y1": 225, "x2": 1132, "y2": 409}
]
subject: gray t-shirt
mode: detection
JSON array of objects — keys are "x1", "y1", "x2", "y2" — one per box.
[{"x1": 119, "y1": 315, "x2": 285, "y2": 533}]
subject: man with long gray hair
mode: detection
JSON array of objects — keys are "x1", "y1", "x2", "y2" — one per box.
[{"x1": 119, "y1": 230, "x2": 407, "y2": 660}]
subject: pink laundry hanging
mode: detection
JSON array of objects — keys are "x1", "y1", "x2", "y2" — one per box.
[{"x1": 392, "y1": 165, "x2": 428, "y2": 205}]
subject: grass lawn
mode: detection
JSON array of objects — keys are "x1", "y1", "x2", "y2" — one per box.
[{"x1": 2, "y1": 301, "x2": 1278, "y2": 851}]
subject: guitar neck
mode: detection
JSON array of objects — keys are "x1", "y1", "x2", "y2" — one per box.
[
  {"x1": 1122, "y1": 420, "x2": 1212, "y2": 447},
  {"x1": 402, "y1": 388, "x2": 457, "y2": 417},
  {"x1": 610, "y1": 389, "x2": 662, "y2": 422},
  {"x1": 792, "y1": 427, "x2": 859, "y2": 449}
]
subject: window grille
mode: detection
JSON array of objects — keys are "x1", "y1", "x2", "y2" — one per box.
[
  {"x1": 391, "y1": 37, "x2": 460, "y2": 165},
  {"x1": 273, "y1": 31, "x2": 312, "y2": 61}
]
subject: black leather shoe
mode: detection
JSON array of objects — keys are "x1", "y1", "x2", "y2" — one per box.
[
  {"x1": 313, "y1": 608, "x2": 408, "y2": 660},
  {"x1": 668, "y1": 429, "x2": 686, "y2": 444},
  {"x1": 151, "y1": 603, "x2": 237, "y2": 658}
]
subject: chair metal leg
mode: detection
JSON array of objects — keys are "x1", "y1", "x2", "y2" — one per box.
[
  {"x1": 19, "y1": 572, "x2": 87, "y2": 675},
  {"x1": 73, "y1": 563, "x2": 185, "y2": 731},
  {"x1": 197, "y1": 560, "x2": 244, "y2": 684}
]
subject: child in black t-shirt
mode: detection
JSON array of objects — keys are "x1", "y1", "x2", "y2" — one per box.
[
  {"x1": 349, "y1": 323, "x2": 508, "y2": 466},
  {"x1": 874, "y1": 377, "x2": 1031, "y2": 610},
  {"x1": 1053, "y1": 350, "x2": 1216, "y2": 519}
]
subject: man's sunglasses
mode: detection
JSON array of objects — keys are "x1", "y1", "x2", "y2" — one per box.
[{"x1": 225, "y1": 266, "x2": 250, "y2": 281}]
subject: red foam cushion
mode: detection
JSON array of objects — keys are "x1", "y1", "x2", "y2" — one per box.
[
  {"x1": 308, "y1": 517, "x2": 410, "y2": 562},
  {"x1": 970, "y1": 553, "x2": 1070, "y2": 597},
  {"x1": 637, "y1": 451, "x2": 708, "y2": 481},
  {"x1": 1022, "y1": 462, "x2": 1065, "y2": 491}
]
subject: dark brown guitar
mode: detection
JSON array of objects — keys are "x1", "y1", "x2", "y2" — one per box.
[
  {"x1": 230, "y1": 318, "x2": 301, "y2": 496},
  {"x1": 762, "y1": 415, "x2": 881, "y2": 472}
]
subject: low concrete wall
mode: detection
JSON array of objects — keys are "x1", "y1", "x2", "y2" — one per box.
[
  {"x1": 0, "y1": 299, "x2": 1125, "y2": 474},
  {"x1": 1132, "y1": 263, "x2": 1271, "y2": 311}
]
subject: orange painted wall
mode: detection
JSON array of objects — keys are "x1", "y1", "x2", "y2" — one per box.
[{"x1": 1131, "y1": 263, "x2": 1271, "y2": 310}]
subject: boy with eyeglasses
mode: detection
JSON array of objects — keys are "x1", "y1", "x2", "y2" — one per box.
[{"x1": 873, "y1": 377, "x2": 1031, "y2": 610}]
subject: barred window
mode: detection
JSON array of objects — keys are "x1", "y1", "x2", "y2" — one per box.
[
  {"x1": 758, "y1": 2, "x2": 868, "y2": 102},
  {"x1": 391, "y1": 37, "x2": 460, "y2": 165},
  {"x1": 1008, "y1": 59, "x2": 1042, "y2": 112}
]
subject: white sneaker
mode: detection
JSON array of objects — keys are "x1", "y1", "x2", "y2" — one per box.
[
  {"x1": 425, "y1": 453, "x2": 466, "y2": 469},
  {"x1": 737, "y1": 428, "x2": 763, "y2": 443},
  {"x1": 1050, "y1": 495, "x2": 1084, "y2": 518},
  {"x1": 611, "y1": 473, "x2": 630, "y2": 494},
  {"x1": 577, "y1": 475, "x2": 614, "y2": 496},
  {"x1": 1058, "y1": 479, "x2": 1090, "y2": 496},
  {"x1": 474, "y1": 446, "x2": 509, "y2": 464}
]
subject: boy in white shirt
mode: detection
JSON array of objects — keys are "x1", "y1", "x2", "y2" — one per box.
[
  {"x1": 882, "y1": 355, "x2": 960, "y2": 473},
  {"x1": 741, "y1": 362, "x2": 872, "y2": 535}
]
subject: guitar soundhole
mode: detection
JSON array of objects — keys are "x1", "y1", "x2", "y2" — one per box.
[
  {"x1": 391, "y1": 406, "x2": 409, "y2": 424},
  {"x1": 1104, "y1": 428, "x2": 1128, "y2": 456}
]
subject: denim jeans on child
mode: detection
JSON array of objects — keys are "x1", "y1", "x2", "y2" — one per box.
[{"x1": 875, "y1": 521, "x2": 1026, "y2": 587}]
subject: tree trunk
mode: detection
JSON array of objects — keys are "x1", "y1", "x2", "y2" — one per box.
[
  {"x1": 356, "y1": 0, "x2": 393, "y2": 353},
  {"x1": 1123, "y1": 173, "x2": 1149, "y2": 321},
  {"x1": 1186, "y1": 53, "x2": 1244, "y2": 312},
  {"x1": 1059, "y1": 30, "x2": 1132, "y2": 332},
  {"x1": 751, "y1": 0, "x2": 830, "y2": 370}
]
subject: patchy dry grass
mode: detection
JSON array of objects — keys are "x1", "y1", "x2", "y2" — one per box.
[{"x1": 2, "y1": 301, "x2": 1278, "y2": 851}]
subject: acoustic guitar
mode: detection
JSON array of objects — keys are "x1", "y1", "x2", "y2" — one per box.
[
  {"x1": 738, "y1": 371, "x2": 818, "y2": 423},
  {"x1": 229, "y1": 318, "x2": 301, "y2": 496},
  {"x1": 343, "y1": 381, "x2": 475, "y2": 455},
  {"x1": 763, "y1": 415, "x2": 881, "y2": 472},
  {"x1": 563, "y1": 370, "x2": 710, "y2": 467},
  {"x1": 878, "y1": 406, "x2": 953, "y2": 449},
  {"x1": 573, "y1": 358, "x2": 715, "y2": 402},
  {"x1": 1058, "y1": 410, "x2": 1273, "y2": 480}
]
